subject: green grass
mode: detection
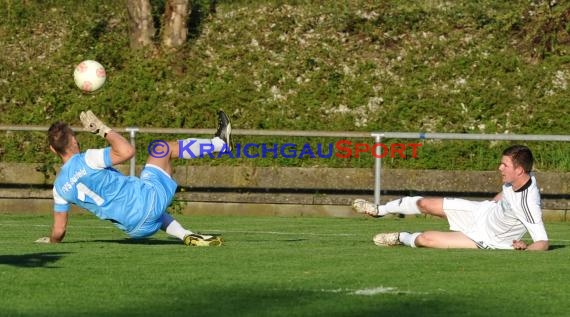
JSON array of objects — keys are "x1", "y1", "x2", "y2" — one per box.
[{"x1": 1, "y1": 213, "x2": 569, "y2": 316}]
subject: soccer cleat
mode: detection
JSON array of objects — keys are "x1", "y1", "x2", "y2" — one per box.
[
  {"x1": 183, "y1": 233, "x2": 223, "y2": 247},
  {"x1": 373, "y1": 232, "x2": 402, "y2": 247},
  {"x1": 352, "y1": 199, "x2": 381, "y2": 217},
  {"x1": 214, "y1": 110, "x2": 232, "y2": 151}
]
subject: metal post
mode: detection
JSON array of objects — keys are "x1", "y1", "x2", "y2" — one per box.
[
  {"x1": 372, "y1": 133, "x2": 384, "y2": 206},
  {"x1": 126, "y1": 127, "x2": 139, "y2": 176}
]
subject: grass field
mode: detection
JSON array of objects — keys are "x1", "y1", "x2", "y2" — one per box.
[{"x1": 0, "y1": 213, "x2": 569, "y2": 317}]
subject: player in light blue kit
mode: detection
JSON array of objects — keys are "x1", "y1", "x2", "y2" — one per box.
[{"x1": 36, "y1": 110, "x2": 231, "y2": 246}]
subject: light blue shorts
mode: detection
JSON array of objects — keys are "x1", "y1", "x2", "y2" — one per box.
[{"x1": 127, "y1": 164, "x2": 178, "y2": 238}]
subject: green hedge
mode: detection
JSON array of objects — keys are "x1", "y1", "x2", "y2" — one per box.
[{"x1": 1, "y1": 0, "x2": 568, "y2": 171}]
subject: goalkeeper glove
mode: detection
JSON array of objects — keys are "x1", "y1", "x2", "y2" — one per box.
[{"x1": 80, "y1": 110, "x2": 112, "y2": 138}]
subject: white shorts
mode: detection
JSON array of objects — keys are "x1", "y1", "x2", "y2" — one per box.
[{"x1": 442, "y1": 198, "x2": 497, "y2": 248}]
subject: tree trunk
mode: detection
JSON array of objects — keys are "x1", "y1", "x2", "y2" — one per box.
[
  {"x1": 161, "y1": 0, "x2": 189, "y2": 49},
  {"x1": 127, "y1": 0, "x2": 155, "y2": 49}
]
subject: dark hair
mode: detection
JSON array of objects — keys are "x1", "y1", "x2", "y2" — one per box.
[
  {"x1": 502, "y1": 145, "x2": 533, "y2": 173},
  {"x1": 48, "y1": 122, "x2": 75, "y2": 156}
]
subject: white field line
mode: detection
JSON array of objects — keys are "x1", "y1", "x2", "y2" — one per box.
[
  {"x1": 214, "y1": 230, "x2": 356, "y2": 237},
  {"x1": 0, "y1": 223, "x2": 356, "y2": 237},
  {"x1": 317, "y1": 286, "x2": 430, "y2": 296},
  {"x1": 214, "y1": 231, "x2": 570, "y2": 243},
  {"x1": 0, "y1": 223, "x2": 115, "y2": 229},
  {"x1": 3, "y1": 223, "x2": 569, "y2": 241}
]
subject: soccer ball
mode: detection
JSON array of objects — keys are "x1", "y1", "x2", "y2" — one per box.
[{"x1": 73, "y1": 60, "x2": 106, "y2": 92}]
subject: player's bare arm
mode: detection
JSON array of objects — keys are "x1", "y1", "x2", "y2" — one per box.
[
  {"x1": 512, "y1": 239, "x2": 549, "y2": 251},
  {"x1": 524, "y1": 240, "x2": 549, "y2": 251},
  {"x1": 106, "y1": 131, "x2": 135, "y2": 165},
  {"x1": 36, "y1": 212, "x2": 68, "y2": 244},
  {"x1": 49, "y1": 212, "x2": 68, "y2": 243},
  {"x1": 80, "y1": 110, "x2": 134, "y2": 165}
]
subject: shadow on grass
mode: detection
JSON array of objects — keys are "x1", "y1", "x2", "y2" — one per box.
[
  {"x1": 104, "y1": 288, "x2": 504, "y2": 317},
  {"x1": 74, "y1": 237, "x2": 308, "y2": 245},
  {"x1": 80, "y1": 238, "x2": 183, "y2": 245},
  {"x1": 549, "y1": 244, "x2": 566, "y2": 250},
  {"x1": 82, "y1": 232, "x2": 225, "y2": 245},
  {"x1": 0, "y1": 252, "x2": 70, "y2": 268}
]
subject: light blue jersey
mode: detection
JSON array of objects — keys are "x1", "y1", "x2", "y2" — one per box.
[{"x1": 52, "y1": 147, "x2": 177, "y2": 238}]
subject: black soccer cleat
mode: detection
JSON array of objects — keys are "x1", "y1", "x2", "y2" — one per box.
[{"x1": 214, "y1": 110, "x2": 232, "y2": 151}]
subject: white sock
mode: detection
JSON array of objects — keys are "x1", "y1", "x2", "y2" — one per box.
[
  {"x1": 178, "y1": 137, "x2": 227, "y2": 159},
  {"x1": 399, "y1": 232, "x2": 422, "y2": 248},
  {"x1": 160, "y1": 214, "x2": 192, "y2": 240},
  {"x1": 378, "y1": 196, "x2": 423, "y2": 215},
  {"x1": 211, "y1": 137, "x2": 227, "y2": 151}
]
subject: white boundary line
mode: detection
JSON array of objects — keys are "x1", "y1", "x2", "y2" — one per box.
[
  {"x1": 302, "y1": 286, "x2": 431, "y2": 296},
  {"x1": 3, "y1": 223, "x2": 570, "y2": 241},
  {"x1": 0, "y1": 223, "x2": 357, "y2": 237},
  {"x1": 212, "y1": 230, "x2": 356, "y2": 236}
]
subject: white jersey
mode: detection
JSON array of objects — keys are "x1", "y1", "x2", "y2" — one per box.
[{"x1": 467, "y1": 175, "x2": 548, "y2": 249}]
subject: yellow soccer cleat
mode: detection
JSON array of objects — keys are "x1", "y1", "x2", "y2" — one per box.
[{"x1": 183, "y1": 233, "x2": 223, "y2": 247}]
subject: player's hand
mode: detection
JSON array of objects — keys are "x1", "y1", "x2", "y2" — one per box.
[
  {"x1": 80, "y1": 110, "x2": 111, "y2": 138},
  {"x1": 35, "y1": 237, "x2": 51, "y2": 244},
  {"x1": 512, "y1": 240, "x2": 527, "y2": 250}
]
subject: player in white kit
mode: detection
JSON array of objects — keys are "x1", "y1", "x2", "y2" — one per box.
[
  {"x1": 352, "y1": 145, "x2": 549, "y2": 251},
  {"x1": 36, "y1": 110, "x2": 231, "y2": 246}
]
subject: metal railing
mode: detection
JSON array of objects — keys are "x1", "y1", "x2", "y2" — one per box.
[
  {"x1": 369, "y1": 132, "x2": 570, "y2": 205},
  {"x1": 1, "y1": 125, "x2": 569, "y2": 205}
]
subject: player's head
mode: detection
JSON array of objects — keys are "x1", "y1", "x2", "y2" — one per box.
[
  {"x1": 501, "y1": 145, "x2": 533, "y2": 174},
  {"x1": 48, "y1": 122, "x2": 77, "y2": 156}
]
